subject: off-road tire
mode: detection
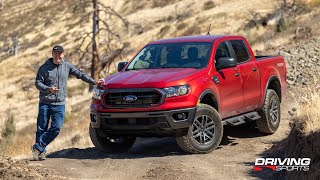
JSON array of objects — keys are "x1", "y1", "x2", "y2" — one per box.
[
  {"x1": 257, "y1": 89, "x2": 281, "y2": 134},
  {"x1": 89, "y1": 124, "x2": 136, "y2": 153},
  {"x1": 176, "y1": 104, "x2": 223, "y2": 154}
]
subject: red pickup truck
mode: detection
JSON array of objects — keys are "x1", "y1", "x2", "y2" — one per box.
[{"x1": 89, "y1": 35, "x2": 287, "y2": 154}]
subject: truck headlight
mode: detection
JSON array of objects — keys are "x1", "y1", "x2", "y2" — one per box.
[
  {"x1": 162, "y1": 85, "x2": 190, "y2": 98},
  {"x1": 92, "y1": 86, "x2": 105, "y2": 100}
]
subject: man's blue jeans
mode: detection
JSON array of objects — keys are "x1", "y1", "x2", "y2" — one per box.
[{"x1": 34, "y1": 103, "x2": 65, "y2": 153}]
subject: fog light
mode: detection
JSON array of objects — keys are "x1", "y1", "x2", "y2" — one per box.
[
  {"x1": 173, "y1": 112, "x2": 188, "y2": 121},
  {"x1": 90, "y1": 114, "x2": 97, "y2": 122},
  {"x1": 177, "y1": 113, "x2": 186, "y2": 119}
]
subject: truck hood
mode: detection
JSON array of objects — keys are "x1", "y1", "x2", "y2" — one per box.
[{"x1": 103, "y1": 68, "x2": 206, "y2": 88}]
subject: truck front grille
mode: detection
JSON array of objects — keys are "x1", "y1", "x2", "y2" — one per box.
[{"x1": 102, "y1": 88, "x2": 164, "y2": 108}]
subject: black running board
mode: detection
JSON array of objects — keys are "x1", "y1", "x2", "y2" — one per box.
[{"x1": 222, "y1": 112, "x2": 261, "y2": 126}]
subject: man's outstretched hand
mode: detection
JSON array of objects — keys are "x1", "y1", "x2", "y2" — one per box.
[
  {"x1": 95, "y1": 78, "x2": 105, "y2": 85},
  {"x1": 49, "y1": 87, "x2": 60, "y2": 94}
]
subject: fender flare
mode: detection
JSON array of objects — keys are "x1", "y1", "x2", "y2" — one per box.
[
  {"x1": 199, "y1": 89, "x2": 219, "y2": 112},
  {"x1": 261, "y1": 75, "x2": 282, "y2": 106}
]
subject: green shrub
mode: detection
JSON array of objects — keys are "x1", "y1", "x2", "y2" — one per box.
[{"x1": 276, "y1": 17, "x2": 295, "y2": 33}]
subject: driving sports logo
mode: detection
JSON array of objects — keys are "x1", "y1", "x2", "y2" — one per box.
[{"x1": 254, "y1": 158, "x2": 310, "y2": 171}]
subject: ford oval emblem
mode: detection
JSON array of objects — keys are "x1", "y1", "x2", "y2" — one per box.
[{"x1": 123, "y1": 95, "x2": 138, "y2": 103}]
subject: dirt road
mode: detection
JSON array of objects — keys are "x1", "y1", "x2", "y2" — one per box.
[{"x1": 28, "y1": 94, "x2": 294, "y2": 180}]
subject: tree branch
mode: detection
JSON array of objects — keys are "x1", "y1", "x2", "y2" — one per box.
[
  {"x1": 77, "y1": 40, "x2": 92, "y2": 67},
  {"x1": 97, "y1": 2, "x2": 129, "y2": 26},
  {"x1": 99, "y1": 46, "x2": 125, "y2": 73}
]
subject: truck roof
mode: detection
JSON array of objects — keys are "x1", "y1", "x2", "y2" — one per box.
[{"x1": 148, "y1": 35, "x2": 242, "y2": 44}]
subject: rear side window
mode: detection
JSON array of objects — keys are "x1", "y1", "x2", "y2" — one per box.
[{"x1": 230, "y1": 40, "x2": 250, "y2": 63}]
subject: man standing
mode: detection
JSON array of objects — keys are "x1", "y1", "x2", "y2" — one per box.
[{"x1": 32, "y1": 45, "x2": 103, "y2": 160}]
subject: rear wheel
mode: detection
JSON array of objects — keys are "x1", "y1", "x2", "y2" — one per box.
[
  {"x1": 89, "y1": 124, "x2": 136, "y2": 153},
  {"x1": 257, "y1": 89, "x2": 281, "y2": 134},
  {"x1": 176, "y1": 104, "x2": 223, "y2": 154}
]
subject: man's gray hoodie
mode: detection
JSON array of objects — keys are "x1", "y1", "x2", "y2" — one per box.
[{"x1": 35, "y1": 58, "x2": 96, "y2": 105}]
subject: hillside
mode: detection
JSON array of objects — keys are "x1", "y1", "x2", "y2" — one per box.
[{"x1": 0, "y1": 0, "x2": 320, "y2": 179}]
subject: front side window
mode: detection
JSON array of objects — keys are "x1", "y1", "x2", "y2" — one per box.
[
  {"x1": 126, "y1": 42, "x2": 212, "y2": 70},
  {"x1": 230, "y1": 40, "x2": 250, "y2": 63},
  {"x1": 214, "y1": 41, "x2": 231, "y2": 66}
]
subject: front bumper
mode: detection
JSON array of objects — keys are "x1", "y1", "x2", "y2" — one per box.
[{"x1": 90, "y1": 107, "x2": 197, "y2": 132}]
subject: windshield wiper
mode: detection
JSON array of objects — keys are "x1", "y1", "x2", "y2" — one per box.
[
  {"x1": 157, "y1": 66, "x2": 176, "y2": 68},
  {"x1": 125, "y1": 68, "x2": 146, "y2": 71},
  {"x1": 126, "y1": 66, "x2": 188, "y2": 71}
]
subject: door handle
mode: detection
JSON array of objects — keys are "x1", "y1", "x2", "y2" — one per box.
[
  {"x1": 235, "y1": 73, "x2": 240, "y2": 77},
  {"x1": 252, "y1": 67, "x2": 257, "y2": 72}
]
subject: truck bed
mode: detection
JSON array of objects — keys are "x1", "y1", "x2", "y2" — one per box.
[{"x1": 255, "y1": 55, "x2": 281, "y2": 60}]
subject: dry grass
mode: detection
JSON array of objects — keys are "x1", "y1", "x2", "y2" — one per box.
[
  {"x1": 67, "y1": 82, "x2": 87, "y2": 97},
  {"x1": 290, "y1": 78, "x2": 320, "y2": 134},
  {"x1": 305, "y1": 0, "x2": 320, "y2": 7},
  {"x1": 283, "y1": 79, "x2": 320, "y2": 179}
]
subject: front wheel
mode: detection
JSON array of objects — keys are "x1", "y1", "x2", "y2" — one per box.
[
  {"x1": 257, "y1": 89, "x2": 281, "y2": 134},
  {"x1": 176, "y1": 104, "x2": 223, "y2": 154},
  {"x1": 89, "y1": 124, "x2": 136, "y2": 153}
]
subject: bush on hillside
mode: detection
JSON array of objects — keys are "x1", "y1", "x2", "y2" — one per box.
[{"x1": 2, "y1": 110, "x2": 16, "y2": 138}]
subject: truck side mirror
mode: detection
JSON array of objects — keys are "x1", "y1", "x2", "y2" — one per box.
[
  {"x1": 215, "y1": 57, "x2": 237, "y2": 70},
  {"x1": 118, "y1": 62, "x2": 128, "y2": 72}
]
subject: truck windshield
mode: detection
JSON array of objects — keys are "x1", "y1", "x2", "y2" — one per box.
[{"x1": 126, "y1": 42, "x2": 212, "y2": 70}]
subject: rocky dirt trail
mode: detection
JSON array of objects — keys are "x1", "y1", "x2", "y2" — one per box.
[
  {"x1": 0, "y1": 156, "x2": 63, "y2": 180},
  {"x1": 22, "y1": 94, "x2": 294, "y2": 180}
]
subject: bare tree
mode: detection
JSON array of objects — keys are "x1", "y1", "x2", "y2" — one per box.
[
  {"x1": 75, "y1": 0, "x2": 128, "y2": 90},
  {"x1": 91, "y1": 0, "x2": 99, "y2": 87}
]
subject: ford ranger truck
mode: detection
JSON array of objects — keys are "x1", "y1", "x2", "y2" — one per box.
[{"x1": 89, "y1": 35, "x2": 287, "y2": 154}]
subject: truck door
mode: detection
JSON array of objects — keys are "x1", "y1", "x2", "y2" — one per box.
[
  {"x1": 212, "y1": 41, "x2": 244, "y2": 118},
  {"x1": 229, "y1": 39, "x2": 261, "y2": 110}
]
